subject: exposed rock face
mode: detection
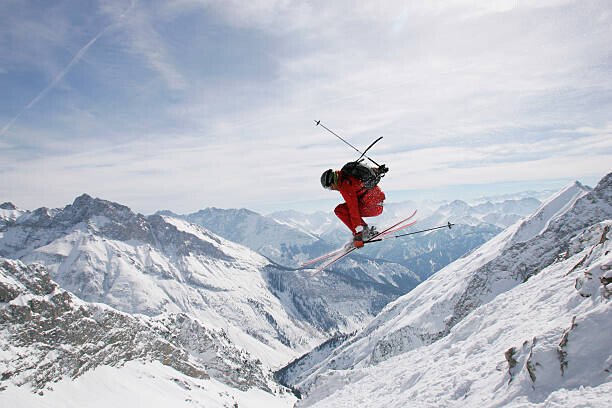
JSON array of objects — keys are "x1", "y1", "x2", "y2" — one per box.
[
  {"x1": 0, "y1": 259, "x2": 275, "y2": 393},
  {"x1": 0, "y1": 203, "x2": 17, "y2": 211}
]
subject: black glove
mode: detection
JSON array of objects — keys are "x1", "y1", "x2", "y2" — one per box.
[{"x1": 378, "y1": 164, "x2": 389, "y2": 175}]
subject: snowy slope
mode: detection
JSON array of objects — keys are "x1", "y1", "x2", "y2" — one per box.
[
  {"x1": 298, "y1": 220, "x2": 611, "y2": 407},
  {"x1": 511, "y1": 182, "x2": 589, "y2": 244},
  {"x1": 1, "y1": 360, "x2": 296, "y2": 408},
  {"x1": 0, "y1": 258, "x2": 295, "y2": 407},
  {"x1": 283, "y1": 173, "x2": 611, "y2": 404}
]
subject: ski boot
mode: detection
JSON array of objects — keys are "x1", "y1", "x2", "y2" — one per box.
[{"x1": 362, "y1": 225, "x2": 378, "y2": 241}]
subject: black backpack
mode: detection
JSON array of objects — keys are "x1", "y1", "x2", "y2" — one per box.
[{"x1": 341, "y1": 160, "x2": 381, "y2": 189}]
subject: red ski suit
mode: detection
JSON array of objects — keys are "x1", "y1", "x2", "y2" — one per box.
[{"x1": 334, "y1": 171, "x2": 386, "y2": 235}]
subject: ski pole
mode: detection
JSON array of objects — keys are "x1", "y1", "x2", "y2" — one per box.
[
  {"x1": 315, "y1": 120, "x2": 382, "y2": 167},
  {"x1": 367, "y1": 222, "x2": 455, "y2": 243},
  {"x1": 357, "y1": 136, "x2": 383, "y2": 162}
]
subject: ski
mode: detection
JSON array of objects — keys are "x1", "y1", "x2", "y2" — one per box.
[
  {"x1": 306, "y1": 210, "x2": 418, "y2": 274},
  {"x1": 300, "y1": 246, "x2": 348, "y2": 268},
  {"x1": 310, "y1": 244, "x2": 357, "y2": 274},
  {"x1": 300, "y1": 210, "x2": 418, "y2": 269}
]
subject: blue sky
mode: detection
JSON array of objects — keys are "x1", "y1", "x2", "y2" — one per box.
[{"x1": 1, "y1": 0, "x2": 611, "y2": 214}]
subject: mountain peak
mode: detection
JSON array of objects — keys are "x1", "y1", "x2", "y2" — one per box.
[
  {"x1": 24, "y1": 194, "x2": 143, "y2": 234},
  {"x1": 567, "y1": 179, "x2": 592, "y2": 193},
  {"x1": 68, "y1": 194, "x2": 134, "y2": 218},
  {"x1": 447, "y1": 199, "x2": 469, "y2": 208},
  {"x1": 438, "y1": 199, "x2": 470, "y2": 214},
  {"x1": 155, "y1": 209, "x2": 178, "y2": 217},
  {"x1": 594, "y1": 171, "x2": 612, "y2": 191},
  {"x1": 74, "y1": 192, "x2": 94, "y2": 202},
  {"x1": 0, "y1": 202, "x2": 17, "y2": 210}
]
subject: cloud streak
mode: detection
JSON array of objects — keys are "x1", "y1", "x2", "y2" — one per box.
[{"x1": 0, "y1": 1, "x2": 136, "y2": 137}]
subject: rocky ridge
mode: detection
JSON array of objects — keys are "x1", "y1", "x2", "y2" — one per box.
[{"x1": 0, "y1": 258, "x2": 277, "y2": 394}]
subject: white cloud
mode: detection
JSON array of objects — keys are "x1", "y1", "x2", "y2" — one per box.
[{"x1": 1, "y1": 0, "x2": 611, "y2": 212}]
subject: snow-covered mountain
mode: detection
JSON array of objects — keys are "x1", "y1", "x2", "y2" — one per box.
[
  {"x1": 0, "y1": 258, "x2": 296, "y2": 407},
  {"x1": 362, "y1": 223, "x2": 501, "y2": 281},
  {"x1": 280, "y1": 174, "x2": 612, "y2": 407},
  {"x1": 0, "y1": 195, "x2": 313, "y2": 365},
  {"x1": 161, "y1": 207, "x2": 334, "y2": 267},
  {"x1": 0, "y1": 202, "x2": 24, "y2": 230},
  {"x1": 422, "y1": 197, "x2": 542, "y2": 229},
  {"x1": 161, "y1": 194, "x2": 540, "y2": 286},
  {"x1": 362, "y1": 197, "x2": 541, "y2": 278},
  {"x1": 0, "y1": 195, "x2": 421, "y2": 365}
]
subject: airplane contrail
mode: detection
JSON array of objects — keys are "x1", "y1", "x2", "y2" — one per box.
[{"x1": 0, "y1": 2, "x2": 136, "y2": 137}]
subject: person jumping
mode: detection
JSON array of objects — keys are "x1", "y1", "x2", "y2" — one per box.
[{"x1": 320, "y1": 161, "x2": 388, "y2": 248}]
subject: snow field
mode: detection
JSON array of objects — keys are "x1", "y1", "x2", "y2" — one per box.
[
  {"x1": 299, "y1": 223, "x2": 611, "y2": 407},
  {"x1": 0, "y1": 360, "x2": 297, "y2": 408}
]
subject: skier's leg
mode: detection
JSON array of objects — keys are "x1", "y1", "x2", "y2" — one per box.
[{"x1": 334, "y1": 203, "x2": 357, "y2": 233}]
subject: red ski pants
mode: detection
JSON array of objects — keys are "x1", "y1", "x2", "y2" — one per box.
[{"x1": 334, "y1": 187, "x2": 385, "y2": 233}]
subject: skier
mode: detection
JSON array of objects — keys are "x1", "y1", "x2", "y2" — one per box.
[{"x1": 321, "y1": 162, "x2": 388, "y2": 248}]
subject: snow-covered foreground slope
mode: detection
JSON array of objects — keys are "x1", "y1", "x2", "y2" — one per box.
[
  {"x1": 283, "y1": 173, "x2": 611, "y2": 406},
  {"x1": 1, "y1": 360, "x2": 296, "y2": 408},
  {"x1": 299, "y1": 221, "x2": 611, "y2": 408}
]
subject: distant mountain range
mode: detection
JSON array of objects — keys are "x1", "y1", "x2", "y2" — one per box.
[{"x1": 157, "y1": 207, "x2": 335, "y2": 268}]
